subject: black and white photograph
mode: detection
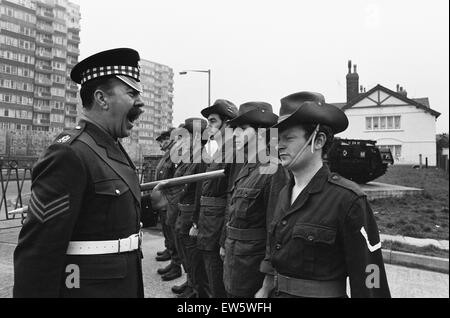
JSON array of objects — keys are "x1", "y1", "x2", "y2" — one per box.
[{"x1": 0, "y1": 0, "x2": 448, "y2": 301}]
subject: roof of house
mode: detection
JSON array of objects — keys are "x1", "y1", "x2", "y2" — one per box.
[
  {"x1": 412, "y1": 97, "x2": 430, "y2": 108},
  {"x1": 331, "y1": 84, "x2": 440, "y2": 118}
]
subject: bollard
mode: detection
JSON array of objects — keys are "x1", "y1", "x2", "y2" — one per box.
[
  {"x1": 419, "y1": 154, "x2": 422, "y2": 169},
  {"x1": 425, "y1": 157, "x2": 428, "y2": 169}
]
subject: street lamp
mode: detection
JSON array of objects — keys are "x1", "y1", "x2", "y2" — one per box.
[{"x1": 179, "y1": 69, "x2": 211, "y2": 106}]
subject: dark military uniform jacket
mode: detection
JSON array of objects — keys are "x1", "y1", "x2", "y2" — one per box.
[
  {"x1": 223, "y1": 159, "x2": 287, "y2": 297},
  {"x1": 262, "y1": 165, "x2": 390, "y2": 298},
  {"x1": 155, "y1": 145, "x2": 175, "y2": 182},
  {"x1": 196, "y1": 144, "x2": 230, "y2": 251},
  {"x1": 175, "y1": 161, "x2": 205, "y2": 235},
  {"x1": 13, "y1": 120, "x2": 144, "y2": 298},
  {"x1": 163, "y1": 159, "x2": 201, "y2": 228},
  {"x1": 143, "y1": 144, "x2": 175, "y2": 215}
]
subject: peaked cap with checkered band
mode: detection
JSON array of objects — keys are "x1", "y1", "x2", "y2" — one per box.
[{"x1": 70, "y1": 48, "x2": 142, "y2": 93}]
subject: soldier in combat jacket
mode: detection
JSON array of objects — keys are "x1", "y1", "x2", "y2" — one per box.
[{"x1": 256, "y1": 92, "x2": 391, "y2": 298}]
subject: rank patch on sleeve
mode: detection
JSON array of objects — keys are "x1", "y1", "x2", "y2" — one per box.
[
  {"x1": 29, "y1": 191, "x2": 70, "y2": 223},
  {"x1": 360, "y1": 227, "x2": 381, "y2": 252}
]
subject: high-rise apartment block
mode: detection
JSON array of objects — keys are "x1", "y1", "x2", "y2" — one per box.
[{"x1": 0, "y1": 0, "x2": 81, "y2": 135}]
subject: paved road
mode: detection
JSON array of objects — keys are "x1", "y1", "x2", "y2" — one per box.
[{"x1": 0, "y1": 225, "x2": 448, "y2": 298}]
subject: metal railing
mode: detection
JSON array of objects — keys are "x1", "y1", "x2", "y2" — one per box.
[{"x1": 1, "y1": 159, "x2": 35, "y2": 223}]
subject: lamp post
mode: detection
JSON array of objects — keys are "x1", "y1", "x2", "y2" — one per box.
[{"x1": 179, "y1": 69, "x2": 211, "y2": 106}]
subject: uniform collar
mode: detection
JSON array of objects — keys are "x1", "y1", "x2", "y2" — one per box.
[
  {"x1": 80, "y1": 119, "x2": 130, "y2": 166},
  {"x1": 272, "y1": 164, "x2": 330, "y2": 225},
  {"x1": 306, "y1": 164, "x2": 331, "y2": 194}
]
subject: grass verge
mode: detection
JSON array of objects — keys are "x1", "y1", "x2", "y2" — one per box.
[
  {"x1": 383, "y1": 240, "x2": 449, "y2": 258},
  {"x1": 371, "y1": 165, "x2": 449, "y2": 240}
]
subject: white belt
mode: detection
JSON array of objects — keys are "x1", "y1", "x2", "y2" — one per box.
[{"x1": 66, "y1": 232, "x2": 142, "y2": 255}]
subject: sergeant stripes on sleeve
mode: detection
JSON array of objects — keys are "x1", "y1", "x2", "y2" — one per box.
[{"x1": 29, "y1": 192, "x2": 70, "y2": 224}]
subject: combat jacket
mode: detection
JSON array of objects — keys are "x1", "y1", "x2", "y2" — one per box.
[
  {"x1": 155, "y1": 145, "x2": 175, "y2": 181},
  {"x1": 175, "y1": 162, "x2": 205, "y2": 235},
  {"x1": 163, "y1": 162, "x2": 191, "y2": 227},
  {"x1": 13, "y1": 120, "x2": 143, "y2": 298},
  {"x1": 262, "y1": 165, "x2": 391, "y2": 298},
  {"x1": 223, "y1": 160, "x2": 286, "y2": 297},
  {"x1": 196, "y1": 143, "x2": 230, "y2": 251}
]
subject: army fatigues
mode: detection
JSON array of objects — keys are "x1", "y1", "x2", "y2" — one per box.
[
  {"x1": 195, "y1": 145, "x2": 231, "y2": 298},
  {"x1": 174, "y1": 160, "x2": 208, "y2": 297},
  {"x1": 14, "y1": 120, "x2": 144, "y2": 298},
  {"x1": 261, "y1": 165, "x2": 390, "y2": 298},
  {"x1": 223, "y1": 160, "x2": 286, "y2": 298},
  {"x1": 153, "y1": 145, "x2": 176, "y2": 255},
  {"x1": 162, "y1": 162, "x2": 191, "y2": 273}
]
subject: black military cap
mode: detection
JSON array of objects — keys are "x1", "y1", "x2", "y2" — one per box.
[
  {"x1": 227, "y1": 102, "x2": 278, "y2": 128},
  {"x1": 156, "y1": 128, "x2": 174, "y2": 142},
  {"x1": 201, "y1": 99, "x2": 238, "y2": 120},
  {"x1": 70, "y1": 48, "x2": 142, "y2": 93},
  {"x1": 273, "y1": 91, "x2": 348, "y2": 133},
  {"x1": 184, "y1": 117, "x2": 207, "y2": 134}
]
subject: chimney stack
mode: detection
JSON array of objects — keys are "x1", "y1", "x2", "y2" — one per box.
[
  {"x1": 398, "y1": 86, "x2": 408, "y2": 97},
  {"x1": 396, "y1": 84, "x2": 400, "y2": 92},
  {"x1": 346, "y1": 60, "x2": 359, "y2": 103}
]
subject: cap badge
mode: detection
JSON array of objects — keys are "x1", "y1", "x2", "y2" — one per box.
[{"x1": 56, "y1": 135, "x2": 71, "y2": 143}]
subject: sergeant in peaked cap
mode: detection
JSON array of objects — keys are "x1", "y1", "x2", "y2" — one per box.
[
  {"x1": 14, "y1": 48, "x2": 145, "y2": 298},
  {"x1": 71, "y1": 47, "x2": 143, "y2": 93},
  {"x1": 256, "y1": 92, "x2": 390, "y2": 298}
]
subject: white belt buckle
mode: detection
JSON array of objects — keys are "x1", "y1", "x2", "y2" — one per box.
[{"x1": 119, "y1": 235, "x2": 133, "y2": 253}]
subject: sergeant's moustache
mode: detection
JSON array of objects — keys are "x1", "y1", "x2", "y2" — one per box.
[{"x1": 286, "y1": 124, "x2": 320, "y2": 170}]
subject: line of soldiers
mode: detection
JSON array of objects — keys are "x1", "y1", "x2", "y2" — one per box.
[
  {"x1": 149, "y1": 96, "x2": 391, "y2": 298},
  {"x1": 12, "y1": 47, "x2": 391, "y2": 298}
]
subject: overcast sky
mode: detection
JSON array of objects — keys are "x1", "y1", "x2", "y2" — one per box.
[{"x1": 71, "y1": 0, "x2": 449, "y2": 133}]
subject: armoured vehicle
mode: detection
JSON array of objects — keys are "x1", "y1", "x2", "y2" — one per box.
[{"x1": 325, "y1": 138, "x2": 394, "y2": 184}]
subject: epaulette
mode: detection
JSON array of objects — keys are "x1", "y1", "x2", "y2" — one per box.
[
  {"x1": 328, "y1": 172, "x2": 366, "y2": 197},
  {"x1": 52, "y1": 122, "x2": 86, "y2": 145}
]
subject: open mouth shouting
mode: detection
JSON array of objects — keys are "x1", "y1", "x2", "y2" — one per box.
[{"x1": 126, "y1": 107, "x2": 144, "y2": 128}]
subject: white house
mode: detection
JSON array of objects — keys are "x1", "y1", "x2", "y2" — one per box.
[{"x1": 332, "y1": 62, "x2": 441, "y2": 166}]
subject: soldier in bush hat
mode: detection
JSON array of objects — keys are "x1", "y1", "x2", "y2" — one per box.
[
  {"x1": 158, "y1": 117, "x2": 209, "y2": 297},
  {"x1": 187, "y1": 99, "x2": 238, "y2": 298},
  {"x1": 221, "y1": 102, "x2": 288, "y2": 298},
  {"x1": 256, "y1": 92, "x2": 390, "y2": 298},
  {"x1": 14, "y1": 48, "x2": 145, "y2": 297},
  {"x1": 152, "y1": 124, "x2": 187, "y2": 282},
  {"x1": 151, "y1": 128, "x2": 177, "y2": 262}
]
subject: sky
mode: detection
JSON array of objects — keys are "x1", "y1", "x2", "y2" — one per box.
[{"x1": 71, "y1": 0, "x2": 449, "y2": 133}]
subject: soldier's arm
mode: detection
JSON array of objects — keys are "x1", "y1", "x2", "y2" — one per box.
[
  {"x1": 219, "y1": 163, "x2": 234, "y2": 248},
  {"x1": 192, "y1": 162, "x2": 207, "y2": 225},
  {"x1": 341, "y1": 196, "x2": 391, "y2": 298},
  {"x1": 260, "y1": 164, "x2": 288, "y2": 276},
  {"x1": 13, "y1": 144, "x2": 87, "y2": 298}
]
